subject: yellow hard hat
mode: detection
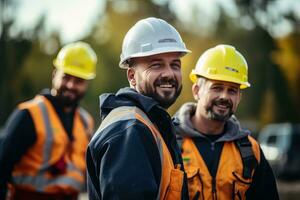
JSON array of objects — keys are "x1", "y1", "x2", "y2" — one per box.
[
  {"x1": 53, "y1": 41, "x2": 97, "y2": 80},
  {"x1": 190, "y1": 44, "x2": 250, "y2": 89}
]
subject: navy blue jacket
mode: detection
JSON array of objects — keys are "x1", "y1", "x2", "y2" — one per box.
[{"x1": 86, "y1": 87, "x2": 188, "y2": 200}]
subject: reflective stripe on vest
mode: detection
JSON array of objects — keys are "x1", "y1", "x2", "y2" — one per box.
[
  {"x1": 182, "y1": 137, "x2": 260, "y2": 200},
  {"x1": 13, "y1": 95, "x2": 89, "y2": 193},
  {"x1": 79, "y1": 107, "x2": 94, "y2": 138},
  {"x1": 96, "y1": 106, "x2": 184, "y2": 200},
  {"x1": 38, "y1": 99, "x2": 53, "y2": 171}
]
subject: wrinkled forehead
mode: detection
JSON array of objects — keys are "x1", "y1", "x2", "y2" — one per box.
[{"x1": 133, "y1": 52, "x2": 182, "y2": 64}]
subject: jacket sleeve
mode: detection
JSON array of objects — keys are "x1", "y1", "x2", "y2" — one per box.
[
  {"x1": 246, "y1": 148, "x2": 279, "y2": 200},
  {"x1": 86, "y1": 120, "x2": 161, "y2": 200},
  {"x1": 0, "y1": 109, "x2": 36, "y2": 200}
]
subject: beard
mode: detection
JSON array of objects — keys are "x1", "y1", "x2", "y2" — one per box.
[
  {"x1": 56, "y1": 87, "x2": 85, "y2": 107},
  {"x1": 139, "y1": 76, "x2": 182, "y2": 109},
  {"x1": 206, "y1": 98, "x2": 234, "y2": 122}
]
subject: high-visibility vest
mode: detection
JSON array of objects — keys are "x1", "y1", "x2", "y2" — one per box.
[
  {"x1": 11, "y1": 95, "x2": 93, "y2": 194},
  {"x1": 97, "y1": 106, "x2": 184, "y2": 200},
  {"x1": 182, "y1": 136, "x2": 260, "y2": 200}
]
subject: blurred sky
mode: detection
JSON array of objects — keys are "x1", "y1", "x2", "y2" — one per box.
[
  {"x1": 3, "y1": 0, "x2": 105, "y2": 42},
  {"x1": 2, "y1": 0, "x2": 300, "y2": 42}
]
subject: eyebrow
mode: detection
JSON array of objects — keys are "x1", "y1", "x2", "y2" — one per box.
[
  {"x1": 211, "y1": 83, "x2": 239, "y2": 89},
  {"x1": 211, "y1": 83, "x2": 223, "y2": 86},
  {"x1": 173, "y1": 59, "x2": 181, "y2": 64},
  {"x1": 149, "y1": 58, "x2": 181, "y2": 63}
]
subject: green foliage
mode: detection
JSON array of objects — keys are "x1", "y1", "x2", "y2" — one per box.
[{"x1": 1, "y1": 0, "x2": 299, "y2": 128}]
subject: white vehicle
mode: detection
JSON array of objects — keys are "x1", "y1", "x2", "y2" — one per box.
[{"x1": 258, "y1": 123, "x2": 300, "y2": 180}]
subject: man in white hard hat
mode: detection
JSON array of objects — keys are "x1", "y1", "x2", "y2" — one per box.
[
  {"x1": 86, "y1": 17, "x2": 190, "y2": 199},
  {"x1": 173, "y1": 44, "x2": 279, "y2": 199},
  {"x1": 0, "y1": 42, "x2": 96, "y2": 200}
]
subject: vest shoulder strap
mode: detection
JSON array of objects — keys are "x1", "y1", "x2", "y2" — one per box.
[
  {"x1": 235, "y1": 136, "x2": 258, "y2": 179},
  {"x1": 176, "y1": 135, "x2": 184, "y2": 152},
  {"x1": 79, "y1": 107, "x2": 93, "y2": 129},
  {"x1": 98, "y1": 106, "x2": 158, "y2": 141}
]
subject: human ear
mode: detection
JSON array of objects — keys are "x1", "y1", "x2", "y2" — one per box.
[
  {"x1": 237, "y1": 91, "x2": 242, "y2": 104},
  {"x1": 127, "y1": 68, "x2": 136, "y2": 86},
  {"x1": 192, "y1": 83, "x2": 200, "y2": 101}
]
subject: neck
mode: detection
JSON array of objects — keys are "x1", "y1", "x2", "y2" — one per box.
[
  {"x1": 192, "y1": 111, "x2": 225, "y2": 135},
  {"x1": 63, "y1": 106, "x2": 74, "y2": 113}
]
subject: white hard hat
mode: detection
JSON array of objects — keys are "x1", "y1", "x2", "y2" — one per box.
[{"x1": 119, "y1": 17, "x2": 191, "y2": 69}]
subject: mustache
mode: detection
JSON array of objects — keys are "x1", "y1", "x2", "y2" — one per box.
[
  {"x1": 154, "y1": 77, "x2": 178, "y2": 87},
  {"x1": 212, "y1": 98, "x2": 233, "y2": 109},
  {"x1": 62, "y1": 87, "x2": 78, "y2": 94}
]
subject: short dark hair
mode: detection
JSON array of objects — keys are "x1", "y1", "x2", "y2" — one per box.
[
  {"x1": 125, "y1": 58, "x2": 136, "y2": 68},
  {"x1": 196, "y1": 76, "x2": 207, "y2": 87}
]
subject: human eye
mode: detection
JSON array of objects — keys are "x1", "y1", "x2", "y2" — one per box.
[
  {"x1": 171, "y1": 63, "x2": 181, "y2": 70},
  {"x1": 149, "y1": 62, "x2": 162, "y2": 69},
  {"x1": 62, "y1": 74, "x2": 71, "y2": 81},
  {"x1": 211, "y1": 85, "x2": 222, "y2": 91},
  {"x1": 228, "y1": 88, "x2": 238, "y2": 95},
  {"x1": 75, "y1": 78, "x2": 85, "y2": 84}
]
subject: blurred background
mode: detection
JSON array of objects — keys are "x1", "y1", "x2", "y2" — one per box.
[{"x1": 1, "y1": 0, "x2": 299, "y2": 199}]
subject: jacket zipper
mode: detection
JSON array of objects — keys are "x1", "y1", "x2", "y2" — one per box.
[
  {"x1": 212, "y1": 178, "x2": 217, "y2": 200},
  {"x1": 210, "y1": 142, "x2": 215, "y2": 151}
]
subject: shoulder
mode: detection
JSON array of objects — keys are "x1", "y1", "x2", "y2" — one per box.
[
  {"x1": 89, "y1": 118, "x2": 155, "y2": 151},
  {"x1": 78, "y1": 107, "x2": 93, "y2": 120},
  {"x1": 6, "y1": 107, "x2": 33, "y2": 127},
  {"x1": 88, "y1": 118, "x2": 160, "y2": 167},
  {"x1": 247, "y1": 135, "x2": 260, "y2": 150},
  {"x1": 78, "y1": 107, "x2": 94, "y2": 130},
  {"x1": 17, "y1": 96, "x2": 42, "y2": 110},
  {"x1": 3, "y1": 107, "x2": 36, "y2": 144},
  {"x1": 247, "y1": 135, "x2": 261, "y2": 162}
]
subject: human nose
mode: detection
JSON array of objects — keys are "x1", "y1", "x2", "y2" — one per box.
[
  {"x1": 161, "y1": 64, "x2": 175, "y2": 78},
  {"x1": 219, "y1": 90, "x2": 230, "y2": 100},
  {"x1": 66, "y1": 78, "x2": 76, "y2": 89}
]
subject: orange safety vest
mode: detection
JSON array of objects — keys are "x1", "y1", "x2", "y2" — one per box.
[
  {"x1": 182, "y1": 136, "x2": 260, "y2": 200},
  {"x1": 11, "y1": 95, "x2": 93, "y2": 194},
  {"x1": 97, "y1": 106, "x2": 184, "y2": 200}
]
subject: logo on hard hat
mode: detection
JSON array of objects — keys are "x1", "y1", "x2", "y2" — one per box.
[
  {"x1": 158, "y1": 38, "x2": 177, "y2": 43},
  {"x1": 225, "y1": 66, "x2": 239, "y2": 73}
]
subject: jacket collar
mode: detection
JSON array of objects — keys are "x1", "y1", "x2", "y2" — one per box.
[{"x1": 99, "y1": 87, "x2": 162, "y2": 120}]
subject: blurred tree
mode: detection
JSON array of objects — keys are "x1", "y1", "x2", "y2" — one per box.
[
  {"x1": 163, "y1": 0, "x2": 300, "y2": 126},
  {"x1": 0, "y1": 19, "x2": 32, "y2": 125},
  {"x1": 272, "y1": 33, "x2": 300, "y2": 122},
  {"x1": 1, "y1": 0, "x2": 299, "y2": 128}
]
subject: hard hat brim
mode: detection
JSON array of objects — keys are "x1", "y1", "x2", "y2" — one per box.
[
  {"x1": 53, "y1": 59, "x2": 96, "y2": 80},
  {"x1": 119, "y1": 47, "x2": 191, "y2": 69},
  {"x1": 190, "y1": 72, "x2": 250, "y2": 89}
]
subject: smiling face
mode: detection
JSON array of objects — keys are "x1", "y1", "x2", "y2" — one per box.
[
  {"x1": 127, "y1": 52, "x2": 182, "y2": 109},
  {"x1": 52, "y1": 69, "x2": 88, "y2": 108},
  {"x1": 193, "y1": 77, "x2": 242, "y2": 122}
]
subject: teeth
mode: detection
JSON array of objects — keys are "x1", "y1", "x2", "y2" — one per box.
[
  {"x1": 159, "y1": 84, "x2": 173, "y2": 88},
  {"x1": 217, "y1": 105, "x2": 228, "y2": 109}
]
